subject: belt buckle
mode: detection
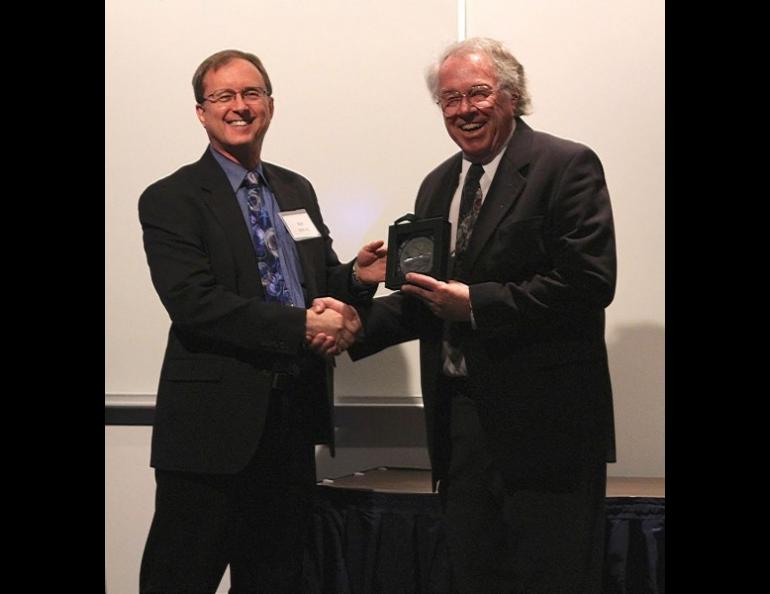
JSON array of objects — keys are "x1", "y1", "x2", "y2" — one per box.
[{"x1": 272, "y1": 372, "x2": 291, "y2": 390}]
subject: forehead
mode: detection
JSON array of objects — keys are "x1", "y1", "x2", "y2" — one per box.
[
  {"x1": 438, "y1": 52, "x2": 497, "y2": 90},
  {"x1": 203, "y1": 58, "x2": 265, "y2": 90}
]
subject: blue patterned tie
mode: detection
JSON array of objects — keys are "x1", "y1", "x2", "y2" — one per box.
[{"x1": 244, "y1": 171, "x2": 292, "y2": 305}]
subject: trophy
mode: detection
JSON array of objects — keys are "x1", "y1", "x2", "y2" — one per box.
[{"x1": 385, "y1": 214, "x2": 450, "y2": 290}]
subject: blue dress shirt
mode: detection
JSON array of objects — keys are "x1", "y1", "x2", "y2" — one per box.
[{"x1": 210, "y1": 147, "x2": 306, "y2": 308}]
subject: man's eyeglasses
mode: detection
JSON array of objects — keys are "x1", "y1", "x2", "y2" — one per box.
[
  {"x1": 437, "y1": 85, "x2": 498, "y2": 115},
  {"x1": 202, "y1": 87, "x2": 270, "y2": 105}
]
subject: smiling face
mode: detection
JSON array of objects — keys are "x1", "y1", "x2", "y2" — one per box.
[
  {"x1": 195, "y1": 58, "x2": 274, "y2": 168},
  {"x1": 438, "y1": 52, "x2": 516, "y2": 164}
]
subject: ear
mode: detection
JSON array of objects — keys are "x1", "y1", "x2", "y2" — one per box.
[
  {"x1": 509, "y1": 91, "x2": 519, "y2": 114},
  {"x1": 195, "y1": 103, "x2": 206, "y2": 127},
  {"x1": 266, "y1": 96, "x2": 275, "y2": 118}
]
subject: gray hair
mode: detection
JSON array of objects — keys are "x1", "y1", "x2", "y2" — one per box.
[
  {"x1": 425, "y1": 37, "x2": 531, "y2": 117},
  {"x1": 192, "y1": 49, "x2": 273, "y2": 104}
]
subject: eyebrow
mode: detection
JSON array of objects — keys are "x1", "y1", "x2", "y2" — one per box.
[
  {"x1": 208, "y1": 86, "x2": 263, "y2": 94},
  {"x1": 440, "y1": 84, "x2": 493, "y2": 95}
]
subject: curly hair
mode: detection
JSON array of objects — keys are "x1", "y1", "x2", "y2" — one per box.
[{"x1": 425, "y1": 37, "x2": 531, "y2": 117}]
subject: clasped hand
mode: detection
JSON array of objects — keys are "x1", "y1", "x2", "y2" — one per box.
[
  {"x1": 304, "y1": 239, "x2": 386, "y2": 356},
  {"x1": 305, "y1": 297, "x2": 362, "y2": 356}
]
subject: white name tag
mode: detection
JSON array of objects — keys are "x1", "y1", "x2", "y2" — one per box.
[{"x1": 278, "y1": 209, "x2": 322, "y2": 241}]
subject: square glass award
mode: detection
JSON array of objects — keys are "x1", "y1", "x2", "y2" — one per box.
[{"x1": 385, "y1": 214, "x2": 450, "y2": 290}]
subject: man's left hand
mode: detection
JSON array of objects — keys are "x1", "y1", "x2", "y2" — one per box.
[
  {"x1": 400, "y1": 273, "x2": 471, "y2": 321},
  {"x1": 355, "y1": 240, "x2": 387, "y2": 284}
]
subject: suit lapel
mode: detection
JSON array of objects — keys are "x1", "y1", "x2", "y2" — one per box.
[
  {"x1": 422, "y1": 157, "x2": 462, "y2": 219},
  {"x1": 196, "y1": 150, "x2": 264, "y2": 298},
  {"x1": 461, "y1": 120, "x2": 533, "y2": 275},
  {"x1": 261, "y1": 164, "x2": 306, "y2": 212}
]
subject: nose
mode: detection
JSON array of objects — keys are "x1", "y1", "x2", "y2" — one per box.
[
  {"x1": 456, "y1": 95, "x2": 478, "y2": 116},
  {"x1": 230, "y1": 92, "x2": 250, "y2": 110}
]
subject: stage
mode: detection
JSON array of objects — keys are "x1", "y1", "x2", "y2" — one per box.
[{"x1": 307, "y1": 467, "x2": 665, "y2": 593}]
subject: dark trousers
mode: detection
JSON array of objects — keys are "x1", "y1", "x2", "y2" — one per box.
[
  {"x1": 442, "y1": 382, "x2": 607, "y2": 594},
  {"x1": 139, "y1": 390, "x2": 315, "y2": 594}
]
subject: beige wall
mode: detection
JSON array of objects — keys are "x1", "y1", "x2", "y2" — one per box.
[
  {"x1": 107, "y1": 0, "x2": 664, "y2": 475},
  {"x1": 106, "y1": 2, "x2": 664, "y2": 591}
]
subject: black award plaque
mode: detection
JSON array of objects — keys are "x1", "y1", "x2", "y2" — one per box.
[{"x1": 385, "y1": 214, "x2": 450, "y2": 290}]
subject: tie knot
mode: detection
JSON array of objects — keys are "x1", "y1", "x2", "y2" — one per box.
[
  {"x1": 466, "y1": 163, "x2": 484, "y2": 185},
  {"x1": 244, "y1": 171, "x2": 261, "y2": 189}
]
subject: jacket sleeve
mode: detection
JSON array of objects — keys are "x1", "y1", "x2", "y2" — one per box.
[{"x1": 349, "y1": 291, "x2": 437, "y2": 360}]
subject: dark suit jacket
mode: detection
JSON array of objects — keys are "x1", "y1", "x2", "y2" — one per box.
[
  {"x1": 139, "y1": 148, "x2": 370, "y2": 474},
  {"x1": 351, "y1": 119, "x2": 617, "y2": 492}
]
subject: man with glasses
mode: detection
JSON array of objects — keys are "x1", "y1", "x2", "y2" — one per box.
[
  {"x1": 349, "y1": 38, "x2": 617, "y2": 593},
  {"x1": 137, "y1": 49, "x2": 386, "y2": 593}
]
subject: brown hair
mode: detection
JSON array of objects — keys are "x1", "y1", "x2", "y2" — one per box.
[{"x1": 192, "y1": 49, "x2": 273, "y2": 104}]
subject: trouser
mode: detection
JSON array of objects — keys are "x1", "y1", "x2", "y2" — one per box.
[
  {"x1": 139, "y1": 389, "x2": 316, "y2": 594},
  {"x1": 441, "y1": 379, "x2": 607, "y2": 594}
]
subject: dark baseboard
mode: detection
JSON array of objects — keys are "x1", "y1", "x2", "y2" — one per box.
[
  {"x1": 105, "y1": 405, "x2": 155, "y2": 426},
  {"x1": 105, "y1": 399, "x2": 423, "y2": 432}
]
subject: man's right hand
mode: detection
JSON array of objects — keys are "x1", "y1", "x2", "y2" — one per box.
[{"x1": 305, "y1": 298, "x2": 361, "y2": 356}]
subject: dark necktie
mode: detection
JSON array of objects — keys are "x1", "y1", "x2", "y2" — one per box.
[
  {"x1": 453, "y1": 163, "x2": 484, "y2": 276},
  {"x1": 244, "y1": 171, "x2": 291, "y2": 305},
  {"x1": 447, "y1": 163, "x2": 484, "y2": 352}
]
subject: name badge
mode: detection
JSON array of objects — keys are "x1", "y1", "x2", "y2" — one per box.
[{"x1": 278, "y1": 209, "x2": 322, "y2": 241}]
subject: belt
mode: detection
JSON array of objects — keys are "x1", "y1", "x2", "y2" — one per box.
[
  {"x1": 440, "y1": 374, "x2": 470, "y2": 396},
  {"x1": 271, "y1": 371, "x2": 294, "y2": 391},
  {"x1": 270, "y1": 359, "x2": 303, "y2": 391}
]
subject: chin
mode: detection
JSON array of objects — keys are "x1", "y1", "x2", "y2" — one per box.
[
  {"x1": 456, "y1": 137, "x2": 489, "y2": 156},
  {"x1": 224, "y1": 135, "x2": 255, "y2": 148},
  {"x1": 463, "y1": 148, "x2": 492, "y2": 162}
]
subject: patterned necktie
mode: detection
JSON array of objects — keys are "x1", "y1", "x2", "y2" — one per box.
[
  {"x1": 453, "y1": 163, "x2": 484, "y2": 276},
  {"x1": 445, "y1": 162, "x2": 485, "y2": 354},
  {"x1": 244, "y1": 171, "x2": 291, "y2": 305}
]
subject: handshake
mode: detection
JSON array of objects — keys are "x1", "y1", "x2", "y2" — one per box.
[
  {"x1": 305, "y1": 297, "x2": 362, "y2": 357},
  {"x1": 304, "y1": 239, "x2": 386, "y2": 357}
]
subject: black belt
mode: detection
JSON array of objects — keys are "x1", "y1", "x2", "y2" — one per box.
[
  {"x1": 271, "y1": 372, "x2": 294, "y2": 391},
  {"x1": 265, "y1": 361, "x2": 302, "y2": 390},
  {"x1": 440, "y1": 374, "x2": 470, "y2": 396}
]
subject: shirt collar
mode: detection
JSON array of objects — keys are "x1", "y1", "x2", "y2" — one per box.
[{"x1": 208, "y1": 146, "x2": 266, "y2": 192}]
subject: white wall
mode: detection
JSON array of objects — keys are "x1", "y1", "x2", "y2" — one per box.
[
  {"x1": 105, "y1": 427, "x2": 160, "y2": 593},
  {"x1": 106, "y1": 0, "x2": 664, "y2": 473},
  {"x1": 106, "y1": 0, "x2": 456, "y2": 401},
  {"x1": 106, "y1": 1, "x2": 664, "y2": 590}
]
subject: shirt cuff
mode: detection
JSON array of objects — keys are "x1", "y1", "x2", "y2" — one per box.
[
  {"x1": 349, "y1": 261, "x2": 378, "y2": 298},
  {"x1": 351, "y1": 261, "x2": 376, "y2": 289}
]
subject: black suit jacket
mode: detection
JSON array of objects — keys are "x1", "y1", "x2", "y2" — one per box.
[
  {"x1": 139, "y1": 148, "x2": 370, "y2": 474},
  {"x1": 352, "y1": 119, "x2": 617, "y2": 491}
]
